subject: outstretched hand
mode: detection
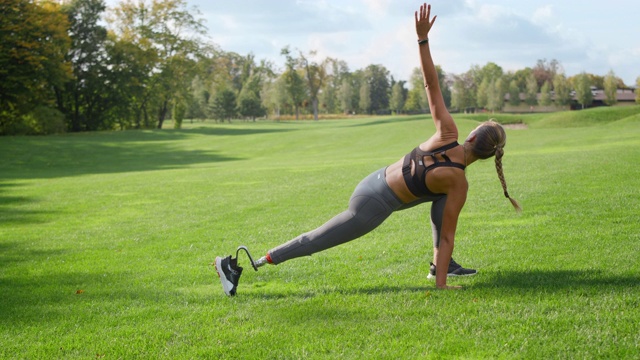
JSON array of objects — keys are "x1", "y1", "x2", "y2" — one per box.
[{"x1": 415, "y1": 3, "x2": 436, "y2": 40}]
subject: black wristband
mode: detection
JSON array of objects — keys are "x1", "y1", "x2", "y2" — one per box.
[{"x1": 418, "y1": 38, "x2": 429, "y2": 45}]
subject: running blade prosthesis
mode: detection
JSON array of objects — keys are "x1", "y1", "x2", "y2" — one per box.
[{"x1": 214, "y1": 246, "x2": 258, "y2": 296}]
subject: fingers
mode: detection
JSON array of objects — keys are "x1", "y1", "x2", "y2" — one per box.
[
  {"x1": 416, "y1": 3, "x2": 431, "y2": 22},
  {"x1": 416, "y1": 3, "x2": 435, "y2": 35}
]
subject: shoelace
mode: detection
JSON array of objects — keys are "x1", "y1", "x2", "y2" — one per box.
[{"x1": 236, "y1": 246, "x2": 259, "y2": 272}]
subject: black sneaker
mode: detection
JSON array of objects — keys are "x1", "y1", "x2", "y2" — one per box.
[
  {"x1": 427, "y1": 258, "x2": 477, "y2": 279},
  {"x1": 214, "y1": 246, "x2": 258, "y2": 296},
  {"x1": 215, "y1": 255, "x2": 243, "y2": 296}
]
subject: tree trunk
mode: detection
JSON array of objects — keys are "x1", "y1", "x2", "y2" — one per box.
[
  {"x1": 312, "y1": 98, "x2": 318, "y2": 121},
  {"x1": 72, "y1": 88, "x2": 81, "y2": 132},
  {"x1": 157, "y1": 99, "x2": 168, "y2": 129}
]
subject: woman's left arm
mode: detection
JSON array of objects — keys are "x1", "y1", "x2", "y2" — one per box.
[
  {"x1": 434, "y1": 174, "x2": 468, "y2": 289},
  {"x1": 415, "y1": 3, "x2": 457, "y2": 141}
]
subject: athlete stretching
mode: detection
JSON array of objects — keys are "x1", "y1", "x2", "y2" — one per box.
[{"x1": 215, "y1": 3, "x2": 521, "y2": 295}]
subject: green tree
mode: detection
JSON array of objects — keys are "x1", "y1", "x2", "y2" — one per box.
[
  {"x1": 436, "y1": 65, "x2": 452, "y2": 108},
  {"x1": 102, "y1": 34, "x2": 156, "y2": 129},
  {"x1": 230, "y1": 55, "x2": 273, "y2": 119},
  {"x1": 172, "y1": 98, "x2": 186, "y2": 128},
  {"x1": 552, "y1": 73, "x2": 571, "y2": 106},
  {"x1": 603, "y1": 70, "x2": 618, "y2": 106},
  {"x1": 525, "y1": 73, "x2": 538, "y2": 106},
  {"x1": 299, "y1": 51, "x2": 328, "y2": 120},
  {"x1": 58, "y1": 0, "x2": 109, "y2": 132},
  {"x1": 210, "y1": 88, "x2": 236, "y2": 122},
  {"x1": 187, "y1": 75, "x2": 209, "y2": 120},
  {"x1": 338, "y1": 78, "x2": 354, "y2": 114},
  {"x1": 261, "y1": 76, "x2": 288, "y2": 119},
  {"x1": 476, "y1": 78, "x2": 489, "y2": 109},
  {"x1": 363, "y1": 65, "x2": 390, "y2": 113},
  {"x1": 539, "y1": 80, "x2": 552, "y2": 106},
  {"x1": 404, "y1": 90, "x2": 421, "y2": 113},
  {"x1": 0, "y1": 0, "x2": 71, "y2": 134},
  {"x1": 359, "y1": 81, "x2": 371, "y2": 114},
  {"x1": 319, "y1": 58, "x2": 348, "y2": 114},
  {"x1": 636, "y1": 77, "x2": 640, "y2": 104},
  {"x1": 511, "y1": 68, "x2": 533, "y2": 92},
  {"x1": 451, "y1": 73, "x2": 475, "y2": 112},
  {"x1": 588, "y1": 74, "x2": 605, "y2": 90},
  {"x1": 280, "y1": 47, "x2": 307, "y2": 120},
  {"x1": 108, "y1": 0, "x2": 206, "y2": 129},
  {"x1": 319, "y1": 82, "x2": 337, "y2": 114},
  {"x1": 405, "y1": 68, "x2": 427, "y2": 113},
  {"x1": 508, "y1": 80, "x2": 521, "y2": 106},
  {"x1": 573, "y1": 72, "x2": 593, "y2": 109},
  {"x1": 237, "y1": 91, "x2": 265, "y2": 121},
  {"x1": 470, "y1": 62, "x2": 503, "y2": 87},
  {"x1": 390, "y1": 81, "x2": 406, "y2": 114},
  {"x1": 234, "y1": 53, "x2": 255, "y2": 94},
  {"x1": 486, "y1": 78, "x2": 504, "y2": 112}
]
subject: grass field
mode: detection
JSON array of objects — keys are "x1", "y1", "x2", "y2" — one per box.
[{"x1": 1, "y1": 106, "x2": 639, "y2": 359}]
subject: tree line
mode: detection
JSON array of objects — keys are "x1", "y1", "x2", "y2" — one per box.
[{"x1": 2, "y1": 0, "x2": 639, "y2": 135}]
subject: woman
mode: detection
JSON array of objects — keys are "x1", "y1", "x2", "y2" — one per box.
[{"x1": 215, "y1": 3, "x2": 521, "y2": 296}]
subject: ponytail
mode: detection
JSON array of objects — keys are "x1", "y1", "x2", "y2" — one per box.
[
  {"x1": 469, "y1": 120, "x2": 522, "y2": 213},
  {"x1": 494, "y1": 146, "x2": 522, "y2": 212}
]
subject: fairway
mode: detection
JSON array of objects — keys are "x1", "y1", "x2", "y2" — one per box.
[{"x1": 1, "y1": 108, "x2": 639, "y2": 359}]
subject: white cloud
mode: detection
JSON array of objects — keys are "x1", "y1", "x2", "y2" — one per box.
[{"x1": 531, "y1": 5, "x2": 553, "y2": 25}]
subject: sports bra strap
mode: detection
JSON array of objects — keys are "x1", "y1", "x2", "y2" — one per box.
[
  {"x1": 401, "y1": 141, "x2": 465, "y2": 198},
  {"x1": 402, "y1": 148, "x2": 423, "y2": 197},
  {"x1": 416, "y1": 141, "x2": 460, "y2": 157}
]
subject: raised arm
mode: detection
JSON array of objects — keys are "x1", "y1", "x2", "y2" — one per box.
[{"x1": 415, "y1": 3, "x2": 457, "y2": 140}]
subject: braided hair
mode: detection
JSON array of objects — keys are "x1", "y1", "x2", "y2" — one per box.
[{"x1": 468, "y1": 120, "x2": 522, "y2": 212}]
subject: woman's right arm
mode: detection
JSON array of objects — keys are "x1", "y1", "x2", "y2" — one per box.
[{"x1": 415, "y1": 3, "x2": 457, "y2": 140}]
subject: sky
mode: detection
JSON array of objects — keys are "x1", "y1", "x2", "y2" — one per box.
[{"x1": 106, "y1": 0, "x2": 640, "y2": 87}]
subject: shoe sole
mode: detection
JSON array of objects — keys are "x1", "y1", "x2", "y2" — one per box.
[
  {"x1": 448, "y1": 272, "x2": 477, "y2": 277},
  {"x1": 427, "y1": 272, "x2": 477, "y2": 279},
  {"x1": 214, "y1": 257, "x2": 235, "y2": 296}
]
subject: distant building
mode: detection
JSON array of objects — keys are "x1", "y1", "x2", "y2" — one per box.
[{"x1": 587, "y1": 88, "x2": 636, "y2": 107}]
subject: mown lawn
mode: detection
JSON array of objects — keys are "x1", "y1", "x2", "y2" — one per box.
[{"x1": 1, "y1": 107, "x2": 639, "y2": 359}]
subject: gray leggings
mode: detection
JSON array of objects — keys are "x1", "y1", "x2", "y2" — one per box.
[{"x1": 268, "y1": 168, "x2": 446, "y2": 264}]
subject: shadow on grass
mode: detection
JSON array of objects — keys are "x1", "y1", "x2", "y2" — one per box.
[
  {"x1": 348, "y1": 116, "x2": 422, "y2": 127},
  {"x1": 0, "y1": 241, "x2": 181, "y2": 325},
  {"x1": 0, "y1": 270, "x2": 149, "y2": 325},
  {"x1": 0, "y1": 243, "x2": 68, "y2": 324},
  {"x1": 241, "y1": 269, "x2": 640, "y2": 299},
  {"x1": 0, "y1": 242, "x2": 65, "y2": 270},
  {"x1": 0, "y1": 127, "x2": 297, "y2": 223},
  {"x1": 472, "y1": 269, "x2": 640, "y2": 291},
  {"x1": 0, "y1": 126, "x2": 295, "y2": 181},
  {"x1": 0, "y1": 183, "x2": 53, "y2": 225},
  {"x1": 1, "y1": 135, "x2": 236, "y2": 181},
  {"x1": 241, "y1": 285, "x2": 433, "y2": 300},
  {"x1": 179, "y1": 126, "x2": 294, "y2": 137}
]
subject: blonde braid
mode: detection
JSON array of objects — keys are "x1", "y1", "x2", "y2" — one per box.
[{"x1": 494, "y1": 146, "x2": 522, "y2": 212}]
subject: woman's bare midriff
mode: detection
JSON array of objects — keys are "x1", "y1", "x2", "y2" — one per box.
[{"x1": 385, "y1": 159, "x2": 419, "y2": 203}]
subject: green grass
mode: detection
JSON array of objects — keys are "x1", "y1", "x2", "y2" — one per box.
[{"x1": 1, "y1": 106, "x2": 639, "y2": 359}]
